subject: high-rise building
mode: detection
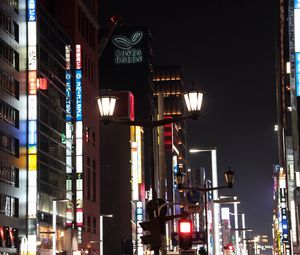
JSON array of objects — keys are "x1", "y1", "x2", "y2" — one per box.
[
  {"x1": 0, "y1": 0, "x2": 100, "y2": 254},
  {"x1": 45, "y1": 0, "x2": 101, "y2": 253},
  {"x1": 152, "y1": 66, "x2": 187, "y2": 250},
  {"x1": 275, "y1": 0, "x2": 300, "y2": 254},
  {"x1": 0, "y1": 0, "x2": 27, "y2": 254},
  {"x1": 99, "y1": 25, "x2": 153, "y2": 255}
]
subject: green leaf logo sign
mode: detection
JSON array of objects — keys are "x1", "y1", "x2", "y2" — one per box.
[{"x1": 112, "y1": 31, "x2": 143, "y2": 49}]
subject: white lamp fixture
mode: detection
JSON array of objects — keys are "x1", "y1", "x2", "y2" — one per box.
[
  {"x1": 97, "y1": 95, "x2": 118, "y2": 117},
  {"x1": 183, "y1": 90, "x2": 203, "y2": 112}
]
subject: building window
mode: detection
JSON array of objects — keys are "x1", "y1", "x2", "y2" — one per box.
[
  {"x1": 87, "y1": 215, "x2": 91, "y2": 232},
  {"x1": 6, "y1": 0, "x2": 19, "y2": 13},
  {"x1": 92, "y1": 160, "x2": 96, "y2": 201},
  {"x1": 0, "y1": 162, "x2": 18, "y2": 187},
  {"x1": 0, "y1": 131, "x2": 19, "y2": 157},
  {"x1": 0, "y1": 70, "x2": 19, "y2": 99},
  {"x1": 93, "y1": 217, "x2": 96, "y2": 233},
  {"x1": 92, "y1": 131, "x2": 95, "y2": 146},
  {"x1": 0, "y1": 99, "x2": 19, "y2": 127},
  {"x1": 0, "y1": 39, "x2": 19, "y2": 70},
  {"x1": 0, "y1": 7, "x2": 19, "y2": 42},
  {"x1": 0, "y1": 193, "x2": 18, "y2": 217}
]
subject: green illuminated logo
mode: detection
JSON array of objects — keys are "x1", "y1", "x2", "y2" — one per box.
[
  {"x1": 112, "y1": 31, "x2": 143, "y2": 49},
  {"x1": 112, "y1": 31, "x2": 143, "y2": 64}
]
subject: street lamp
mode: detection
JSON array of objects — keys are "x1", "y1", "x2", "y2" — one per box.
[
  {"x1": 97, "y1": 89, "x2": 204, "y2": 255},
  {"x1": 174, "y1": 168, "x2": 235, "y2": 254}
]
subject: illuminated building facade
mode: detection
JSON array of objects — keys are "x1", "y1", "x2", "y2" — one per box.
[
  {"x1": 99, "y1": 26, "x2": 153, "y2": 254},
  {"x1": 0, "y1": 0, "x2": 27, "y2": 254},
  {"x1": 152, "y1": 66, "x2": 187, "y2": 250},
  {"x1": 275, "y1": 0, "x2": 300, "y2": 254},
  {"x1": 46, "y1": 0, "x2": 101, "y2": 253}
]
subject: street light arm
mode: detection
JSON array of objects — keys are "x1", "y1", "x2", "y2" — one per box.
[
  {"x1": 180, "y1": 185, "x2": 232, "y2": 192},
  {"x1": 101, "y1": 113, "x2": 200, "y2": 127},
  {"x1": 151, "y1": 113, "x2": 200, "y2": 127}
]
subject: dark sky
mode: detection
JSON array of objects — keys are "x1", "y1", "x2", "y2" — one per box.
[{"x1": 100, "y1": 0, "x2": 278, "y2": 238}]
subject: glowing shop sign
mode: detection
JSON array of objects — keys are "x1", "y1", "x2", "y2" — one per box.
[
  {"x1": 296, "y1": 53, "x2": 300, "y2": 96},
  {"x1": 27, "y1": 0, "x2": 37, "y2": 253},
  {"x1": 75, "y1": 70, "x2": 82, "y2": 121},
  {"x1": 112, "y1": 31, "x2": 143, "y2": 64},
  {"x1": 296, "y1": 0, "x2": 300, "y2": 8},
  {"x1": 65, "y1": 45, "x2": 73, "y2": 227},
  {"x1": 27, "y1": 0, "x2": 36, "y2": 21},
  {"x1": 66, "y1": 71, "x2": 72, "y2": 121},
  {"x1": 75, "y1": 44, "x2": 83, "y2": 243}
]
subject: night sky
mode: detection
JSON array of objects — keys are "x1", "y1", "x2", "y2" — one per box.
[{"x1": 100, "y1": 0, "x2": 278, "y2": 238}]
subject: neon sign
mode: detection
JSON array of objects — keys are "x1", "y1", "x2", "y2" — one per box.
[
  {"x1": 112, "y1": 31, "x2": 143, "y2": 64},
  {"x1": 75, "y1": 44, "x2": 83, "y2": 243},
  {"x1": 27, "y1": 0, "x2": 37, "y2": 253}
]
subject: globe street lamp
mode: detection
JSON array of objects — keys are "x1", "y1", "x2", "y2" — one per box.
[
  {"x1": 174, "y1": 168, "x2": 235, "y2": 254},
  {"x1": 97, "y1": 89, "x2": 204, "y2": 255}
]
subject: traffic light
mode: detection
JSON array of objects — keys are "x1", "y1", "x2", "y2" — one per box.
[
  {"x1": 224, "y1": 243, "x2": 235, "y2": 254},
  {"x1": 139, "y1": 218, "x2": 161, "y2": 250},
  {"x1": 178, "y1": 219, "x2": 193, "y2": 250}
]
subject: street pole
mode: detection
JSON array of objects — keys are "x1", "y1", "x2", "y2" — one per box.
[
  {"x1": 234, "y1": 200, "x2": 239, "y2": 255},
  {"x1": 204, "y1": 182, "x2": 209, "y2": 255},
  {"x1": 52, "y1": 201, "x2": 57, "y2": 255}
]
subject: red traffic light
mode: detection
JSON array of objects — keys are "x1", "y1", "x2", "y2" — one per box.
[
  {"x1": 178, "y1": 219, "x2": 193, "y2": 250},
  {"x1": 224, "y1": 244, "x2": 234, "y2": 251},
  {"x1": 178, "y1": 219, "x2": 192, "y2": 234}
]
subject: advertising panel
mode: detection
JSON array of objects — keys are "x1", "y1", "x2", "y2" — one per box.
[
  {"x1": 75, "y1": 44, "x2": 83, "y2": 243},
  {"x1": 27, "y1": 0, "x2": 37, "y2": 253}
]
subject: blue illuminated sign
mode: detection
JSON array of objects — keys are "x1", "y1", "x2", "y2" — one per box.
[
  {"x1": 296, "y1": 53, "x2": 300, "y2": 96},
  {"x1": 295, "y1": 0, "x2": 300, "y2": 9},
  {"x1": 75, "y1": 70, "x2": 82, "y2": 121},
  {"x1": 281, "y1": 208, "x2": 289, "y2": 243},
  {"x1": 27, "y1": 0, "x2": 36, "y2": 21},
  {"x1": 66, "y1": 71, "x2": 72, "y2": 121}
]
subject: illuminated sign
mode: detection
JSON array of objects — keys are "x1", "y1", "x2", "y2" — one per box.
[
  {"x1": 66, "y1": 72, "x2": 72, "y2": 121},
  {"x1": 27, "y1": 0, "x2": 37, "y2": 253},
  {"x1": 75, "y1": 70, "x2": 82, "y2": 121},
  {"x1": 295, "y1": 2, "x2": 300, "y2": 95},
  {"x1": 112, "y1": 31, "x2": 143, "y2": 64},
  {"x1": 75, "y1": 44, "x2": 83, "y2": 243},
  {"x1": 136, "y1": 201, "x2": 143, "y2": 255},
  {"x1": 27, "y1": 0, "x2": 36, "y2": 21},
  {"x1": 65, "y1": 45, "x2": 73, "y2": 226}
]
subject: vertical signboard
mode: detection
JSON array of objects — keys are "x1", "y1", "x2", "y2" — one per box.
[
  {"x1": 65, "y1": 45, "x2": 73, "y2": 226},
  {"x1": 295, "y1": 0, "x2": 300, "y2": 95},
  {"x1": 75, "y1": 44, "x2": 83, "y2": 243},
  {"x1": 27, "y1": 0, "x2": 37, "y2": 254}
]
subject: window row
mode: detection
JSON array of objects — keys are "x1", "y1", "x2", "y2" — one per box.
[
  {"x1": 0, "y1": 38, "x2": 19, "y2": 70},
  {"x1": 78, "y1": 6, "x2": 96, "y2": 49},
  {"x1": 85, "y1": 126, "x2": 96, "y2": 146},
  {"x1": 82, "y1": 51, "x2": 95, "y2": 84},
  {"x1": 0, "y1": 226, "x2": 18, "y2": 248},
  {"x1": 5, "y1": 0, "x2": 19, "y2": 14},
  {"x1": 85, "y1": 157, "x2": 96, "y2": 202},
  {"x1": 0, "y1": 99, "x2": 19, "y2": 127},
  {"x1": 0, "y1": 131, "x2": 19, "y2": 157},
  {"x1": 0, "y1": 193, "x2": 18, "y2": 217},
  {"x1": 0, "y1": 161, "x2": 18, "y2": 187},
  {"x1": 83, "y1": 214, "x2": 97, "y2": 234},
  {"x1": 0, "y1": 69, "x2": 19, "y2": 98},
  {"x1": 0, "y1": 8, "x2": 19, "y2": 41}
]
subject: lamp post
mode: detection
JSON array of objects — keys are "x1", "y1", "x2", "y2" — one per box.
[
  {"x1": 97, "y1": 89, "x2": 204, "y2": 255},
  {"x1": 189, "y1": 147, "x2": 220, "y2": 255},
  {"x1": 52, "y1": 199, "x2": 69, "y2": 255},
  {"x1": 174, "y1": 169, "x2": 235, "y2": 254},
  {"x1": 99, "y1": 214, "x2": 113, "y2": 255}
]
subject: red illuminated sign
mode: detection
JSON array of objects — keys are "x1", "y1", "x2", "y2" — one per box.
[{"x1": 28, "y1": 71, "x2": 37, "y2": 95}]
